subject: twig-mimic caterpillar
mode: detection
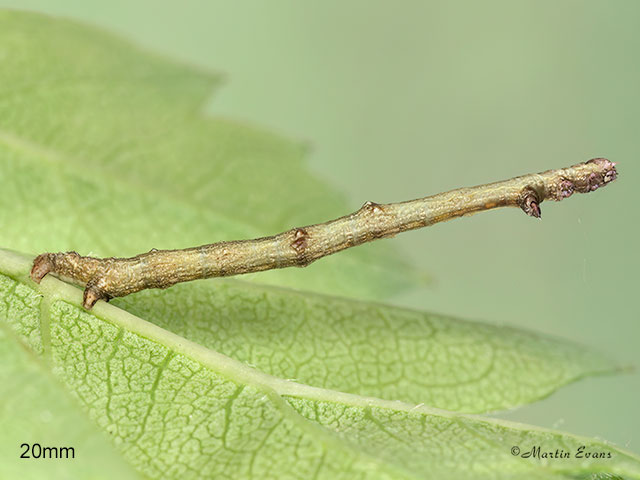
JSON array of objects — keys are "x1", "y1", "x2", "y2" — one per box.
[{"x1": 31, "y1": 158, "x2": 617, "y2": 309}]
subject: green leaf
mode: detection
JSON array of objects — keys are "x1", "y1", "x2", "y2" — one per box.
[
  {"x1": 112, "y1": 279, "x2": 618, "y2": 414},
  {"x1": 0, "y1": 10, "x2": 635, "y2": 479},
  {"x1": 1, "y1": 250, "x2": 639, "y2": 480},
  {"x1": 0, "y1": 9, "x2": 418, "y2": 301},
  {"x1": 0, "y1": 310, "x2": 141, "y2": 479}
]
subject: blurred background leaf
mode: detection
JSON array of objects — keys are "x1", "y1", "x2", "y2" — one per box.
[{"x1": 0, "y1": 9, "x2": 418, "y2": 300}]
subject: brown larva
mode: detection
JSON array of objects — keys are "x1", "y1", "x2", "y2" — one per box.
[{"x1": 30, "y1": 158, "x2": 617, "y2": 309}]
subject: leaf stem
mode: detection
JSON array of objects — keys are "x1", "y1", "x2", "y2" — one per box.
[{"x1": 30, "y1": 158, "x2": 618, "y2": 309}]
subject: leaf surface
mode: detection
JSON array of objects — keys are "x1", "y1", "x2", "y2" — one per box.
[
  {"x1": 113, "y1": 279, "x2": 616, "y2": 413},
  {"x1": 0, "y1": 290, "x2": 141, "y2": 479},
  {"x1": 2, "y1": 250, "x2": 639, "y2": 480}
]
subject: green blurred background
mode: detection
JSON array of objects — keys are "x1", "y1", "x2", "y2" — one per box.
[{"x1": 2, "y1": 0, "x2": 637, "y2": 453}]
